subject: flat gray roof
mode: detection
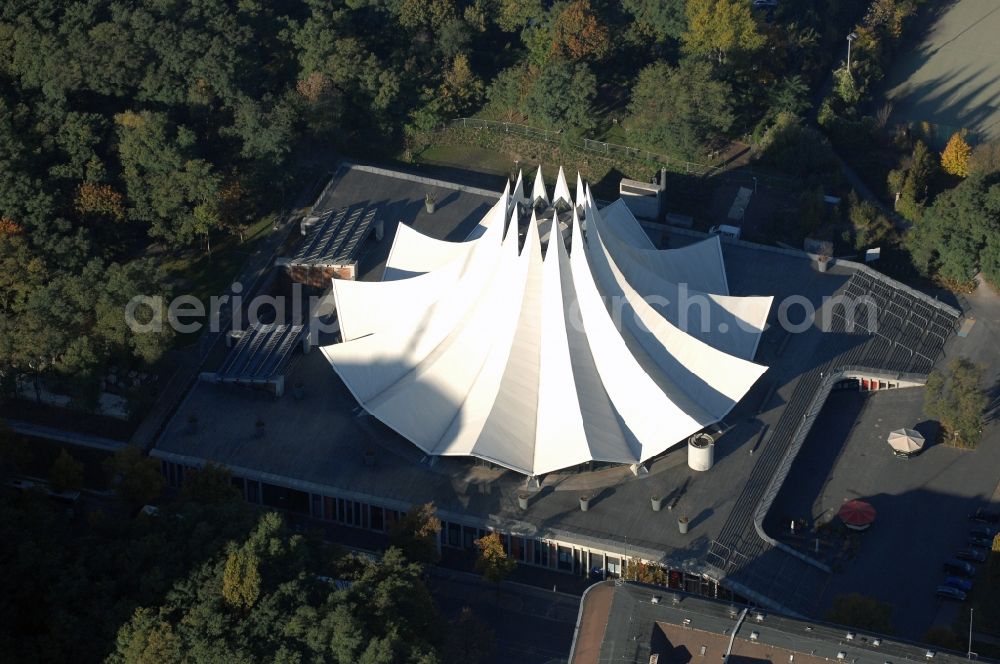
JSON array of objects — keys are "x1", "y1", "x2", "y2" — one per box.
[
  {"x1": 153, "y1": 166, "x2": 959, "y2": 620},
  {"x1": 154, "y1": 166, "x2": 855, "y2": 562}
]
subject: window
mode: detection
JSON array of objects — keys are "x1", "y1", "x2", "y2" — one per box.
[
  {"x1": 246, "y1": 480, "x2": 260, "y2": 504},
  {"x1": 534, "y1": 540, "x2": 550, "y2": 567},
  {"x1": 607, "y1": 557, "x2": 621, "y2": 576},
  {"x1": 557, "y1": 546, "x2": 573, "y2": 571},
  {"x1": 324, "y1": 497, "x2": 335, "y2": 521},
  {"x1": 371, "y1": 506, "x2": 384, "y2": 531},
  {"x1": 448, "y1": 523, "x2": 461, "y2": 548},
  {"x1": 310, "y1": 494, "x2": 322, "y2": 519},
  {"x1": 511, "y1": 536, "x2": 525, "y2": 562},
  {"x1": 462, "y1": 526, "x2": 475, "y2": 550}
]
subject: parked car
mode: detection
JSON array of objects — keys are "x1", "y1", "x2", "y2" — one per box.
[
  {"x1": 943, "y1": 558, "x2": 976, "y2": 577},
  {"x1": 943, "y1": 576, "x2": 973, "y2": 592},
  {"x1": 970, "y1": 525, "x2": 998, "y2": 538},
  {"x1": 936, "y1": 586, "x2": 967, "y2": 602},
  {"x1": 708, "y1": 224, "x2": 741, "y2": 240},
  {"x1": 969, "y1": 508, "x2": 1000, "y2": 524},
  {"x1": 752, "y1": 0, "x2": 778, "y2": 6},
  {"x1": 956, "y1": 548, "x2": 988, "y2": 563},
  {"x1": 969, "y1": 535, "x2": 993, "y2": 549}
]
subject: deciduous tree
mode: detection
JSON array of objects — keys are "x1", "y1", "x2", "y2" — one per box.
[
  {"x1": 683, "y1": 0, "x2": 764, "y2": 65},
  {"x1": 924, "y1": 358, "x2": 987, "y2": 449},
  {"x1": 941, "y1": 132, "x2": 972, "y2": 177},
  {"x1": 627, "y1": 60, "x2": 733, "y2": 158},
  {"x1": 49, "y1": 448, "x2": 84, "y2": 494},
  {"x1": 388, "y1": 502, "x2": 442, "y2": 563},
  {"x1": 474, "y1": 531, "x2": 516, "y2": 589},
  {"x1": 104, "y1": 445, "x2": 164, "y2": 507}
]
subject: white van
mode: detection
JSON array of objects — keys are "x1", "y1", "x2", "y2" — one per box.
[{"x1": 708, "y1": 224, "x2": 741, "y2": 240}]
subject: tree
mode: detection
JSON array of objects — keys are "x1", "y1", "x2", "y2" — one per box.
[
  {"x1": 767, "y1": 75, "x2": 811, "y2": 120},
  {"x1": 388, "y1": 502, "x2": 442, "y2": 563},
  {"x1": 834, "y1": 67, "x2": 861, "y2": 106},
  {"x1": 846, "y1": 192, "x2": 894, "y2": 250},
  {"x1": 683, "y1": 0, "x2": 765, "y2": 65},
  {"x1": 49, "y1": 449, "x2": 84, "y2": 494},
  {"x1": 907, "y1": 172, "x2": 1000, "y2": 288},
  {"x1": 438, "y1": 54, "x2": 484, "y2": 116},
  {"x1": 443, "y1": 607, "x2": 496, "y2": 664},
  {"x1": 104, "y1": 445, "x2": 164, "y2": 507},
  {"x1": 549, "y1": 0, "x2": 611, "y2": 62},
  {"x1": 107, "y1": 514, "x2": 444, "y2": 663},
  {"x1": 222, "y1": 547, "x2": 262, "y2": 610},
  {"x1": 181, "y1": 462, "x2": 241, "y2": 504},
  {"x1": 941, "y1": 132, "x2": 972, "y2": 177},
  {"x1": 522, "y1": 61, "x2": 597, "y2": 134},
  {"x1": 622, "y1": 0, "x2": 686, "y2": 45},
  {"x1": 924, "y1": 358, "x2": 987, "y2": 449},
  {"x1": 825, "y1": 593, "x2": 893, "y2": 633},
  {"x1": 627, "y1": 60, "x2": 733, "y2": 158},
  {"x1": 890, "y1": 140, "x2": 938, "y2": 222},
  {"x1": 758, "y1": 113, "x2": 840, "y2": 184},
  {"x1": 485, "y1": 65, "x2": 530, "y2": 122},
  {"x1": 971, "y1": 139, "x2": 1000, "y2": 175},
  {"x1": 0, "y1": 419, "x2": 30, "y2": 477},
  {"x1": 496, "y1": 0, "x2": 544, "y2": 32},
  {"x1": 74, "y1": 182, "x2": 126, "y2": 223},
  {"x1": 474, "y1": 531, "x2": 516, "y2": 589}
]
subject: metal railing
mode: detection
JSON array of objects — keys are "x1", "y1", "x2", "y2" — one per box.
[{"x1": 445, "y1": 117, "x2": 725, "y2": 176}]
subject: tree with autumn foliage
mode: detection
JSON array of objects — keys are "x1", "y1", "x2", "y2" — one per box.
[
  {"x1": 388, "y1": 502, "x2": 442, "y2": 564},
  {"x1": 941, "y1": 132, "x2": 972, "y2": 178},
  {"x1": 474, "y1": 531, "x2": 516, "y2": 590},
  {"x1": 549, "y1": 0, "x2": 611, "y2": 62},
  {"x1": 74, "y1": 182, "x2": 126, "y2": 223},
  {"x1": 683, "y1": 0, "x2": 765, "y2": 65},
  {"x1": 438, "y1": 54, "x2": 484, "y2": 116},
  {"x1": 0, "y1": 218, "x2": 23, "y2": 237}
]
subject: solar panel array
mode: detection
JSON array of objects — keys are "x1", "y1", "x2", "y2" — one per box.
[
  {"x1": 833, "y1": 270, "x2": 957, "y2": 375},
  {"x1": 706, "y1": 269, "x2": 960, "y2": 616},
  {"x1": 292, "y1": 206, "x2": 377, "y2": 266},
  {"x1": 217, "y1": 323, "x2": 305, "y2": 382}
]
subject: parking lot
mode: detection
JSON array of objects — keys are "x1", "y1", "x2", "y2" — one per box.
[{"x1": 767, "y1": 388, "x2": 1000, "y2": 639}]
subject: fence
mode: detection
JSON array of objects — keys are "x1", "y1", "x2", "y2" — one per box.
[{"x1": 445, "y1": 117, "x2": 725, "y2": 177}]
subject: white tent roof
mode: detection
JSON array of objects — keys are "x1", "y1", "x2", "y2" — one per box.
[
  {"x1": 587, "y1": 200, "x2": 771, "y2": 360},
  {"x1": 553, "y1": 166, "x2": 572, "y2": 207},
  {"x1": 322, "y1": 174, "x2": 770, "y2": 476},
  {"x1": 531, "y1": 167, "x2": 548, "y2": 207},
  {"x1": 598, "y1": 199, "x2": 729, "y2": 294},
  {"x1": 511, "y1": 169, "x2": 529, "y2": 208}
]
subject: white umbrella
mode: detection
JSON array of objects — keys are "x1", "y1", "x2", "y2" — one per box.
[{"x1": 888, "y1": 428, "x2": 924, "y2": 454}]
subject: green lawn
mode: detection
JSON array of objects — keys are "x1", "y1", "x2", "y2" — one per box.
[{"x1": 414, "y1": 144, "x2": 515, "y2": 176}]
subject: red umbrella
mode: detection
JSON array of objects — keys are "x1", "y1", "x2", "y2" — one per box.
[{"x1": 838, "y1": 500, "x2": 877, "y2": 531}]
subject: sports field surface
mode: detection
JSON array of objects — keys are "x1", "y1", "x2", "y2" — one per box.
[{"x1": 885, "y1": 0, "x2": 1000, "y2": 144}]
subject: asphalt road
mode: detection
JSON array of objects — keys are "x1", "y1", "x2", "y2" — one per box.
[{"x1": 427, "y1": 569, "x2": 578, "y2": 664}]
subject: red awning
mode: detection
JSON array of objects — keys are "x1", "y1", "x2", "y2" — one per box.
[{"x1": 838, "y1": 500, "x2": 877, "y2": 528}]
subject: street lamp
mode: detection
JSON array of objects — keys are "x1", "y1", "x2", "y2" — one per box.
[{"x1": 846, "y1": 32, "x2": 859, "y2": 72}]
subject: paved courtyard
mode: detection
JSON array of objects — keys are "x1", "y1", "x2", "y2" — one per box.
[
  {"x1": 885, "y1": 0, "x2": 1000, "y2": 144},
  {"x1": 767, "y1": 388, "x2": 1000, "y2": 639}
]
